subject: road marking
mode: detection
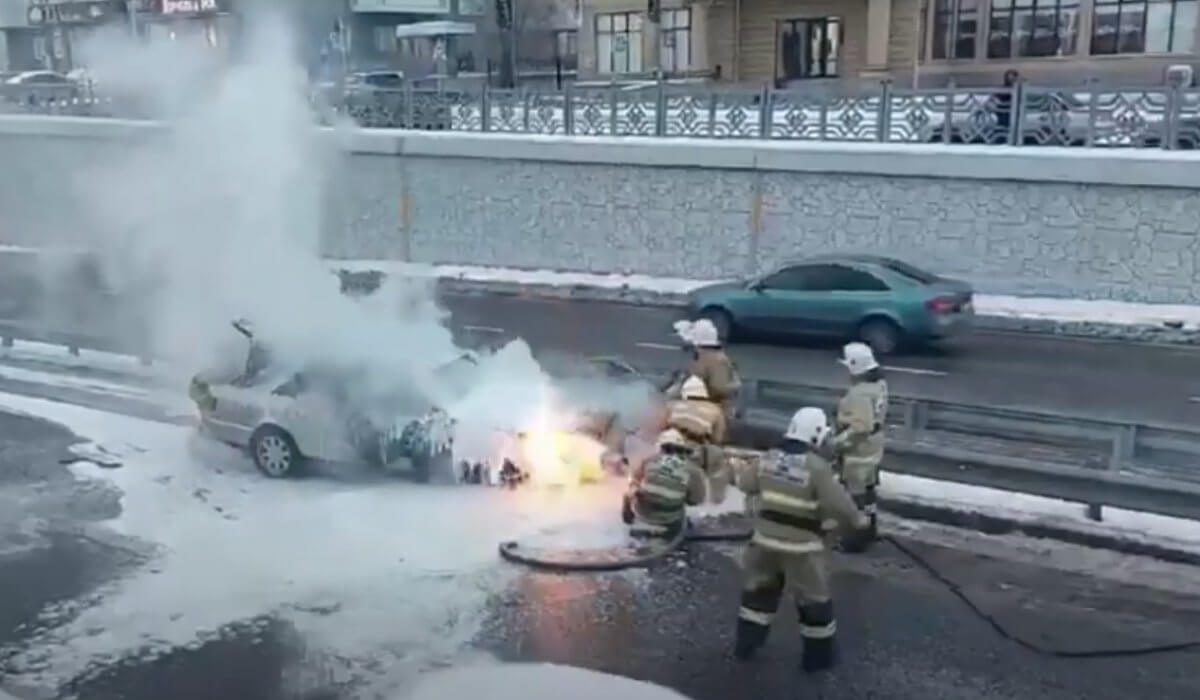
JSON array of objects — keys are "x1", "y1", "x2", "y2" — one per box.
[
  {"x1": 1189, "y1": 396, "x2": 1200, "y2": 403},
  {"x1": 636, "y1": 342, "x2": 680, "y2": 351},
  {"x1": 883, "y1": 365, "x2": 948, "y2": 377},
  {"x1": 463, "y1": 325, "x2": 505, "y2": 334}
]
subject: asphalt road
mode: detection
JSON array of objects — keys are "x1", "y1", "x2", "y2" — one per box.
[
  {"x1": 440, "y1": 294, "x2": 1200, "y2": 427},
  {"x1": 2, "y1": 375, "x2": 1200, "y2": 700}
]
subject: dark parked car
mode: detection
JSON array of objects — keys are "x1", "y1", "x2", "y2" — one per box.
[{"x1": 686, "y1": 254, "x2": 975, "y2": 354}]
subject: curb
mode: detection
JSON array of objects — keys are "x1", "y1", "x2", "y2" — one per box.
[
  {"x1": 335, "y1": 268, "x2": 1200, "y2": 347},
  {"x1": 879, "y1": 497, "x2": 1200, "y2": 567}
]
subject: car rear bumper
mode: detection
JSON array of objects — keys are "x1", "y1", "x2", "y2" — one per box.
[{"x1": 925, "y1": 309, "x2": 975, "y2": 339}]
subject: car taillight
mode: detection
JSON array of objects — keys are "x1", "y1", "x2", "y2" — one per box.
[{"x1": 926, "y1": 296, "x2": 957, "y2": 314}]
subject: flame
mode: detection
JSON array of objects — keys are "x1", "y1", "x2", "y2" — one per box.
[{"x1": 510, "y1": 392, "x2": 609, "y2": 487}]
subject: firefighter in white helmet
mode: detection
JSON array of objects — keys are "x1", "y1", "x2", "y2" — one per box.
[
  {"x1": 832, "y1": 342, "x2": 889, "y2": 550},
  {"x1": 683, "y1": 318, "x2": 742, "y2": 423},
  {"x1": 666, "y1": 375, "x2": 730, "y2": 502},
  {"x1": 621, "y1": 428, "x2": 709, "y2": 539},
  {"x1": 734, "y1": 406, "x2": 869, "y2": 670}
]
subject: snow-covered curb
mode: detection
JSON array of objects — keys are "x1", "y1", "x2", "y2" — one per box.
[
  {"x1": 332, "y1": 261, "x2": 1200, "y2": 346},
  {"x1": 723, "y1": 448, "x2": 1200, "y2": 566}
]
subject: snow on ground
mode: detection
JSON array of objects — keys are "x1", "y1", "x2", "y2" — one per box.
[
  {"x1": 880, "y1": 470, "x2": 1200, "y2": 554},
  {"x1": 403, "y1": 661, "x2": 692, "y2": 700},
  {"x1": 0, "y1": 391, "x2": 649, "y2": 697},
  {"x1": 333, "y1": 259, "x2": 1200, "y2": 330},
  {"x1": 0, "y1": 362, "x2": 152, "y2": 402}
]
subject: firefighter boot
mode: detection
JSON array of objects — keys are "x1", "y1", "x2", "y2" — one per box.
[
  {"x1": 734, "y1": 618, "x2": 770, "y2": 660},
  {"x1": 798, "y1": 600, "x2": 838, "y2": 672},
  {"x1": 801, "y1": 636, "x2": 838, "y2": 672}
]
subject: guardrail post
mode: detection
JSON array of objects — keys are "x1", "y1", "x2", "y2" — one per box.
[
  {"x1": 1085, "y1": 82, "x2": 1098, "y2": 148},
  {"x1": 1, "y1": 335, "x2": 12, "y2": 349},
  {"x1": 655, "y1": 77, "x2": 667, "y2": 137},
  {"x1": 563, "y1": 82, "x2": 574, "y2": 135},
  {"x1": 900, "y1": 399, "x2": 919, "y2": 440},
  {"x1": 1008, "y1": 80, "x2": 1026, "y2": 146},
  {"x1": 481, "y1": 84, "x2": 491, "y2": 132},
  {"x1": 609, "y1": 83, "x2": 619, "y2": 135},
  {"x1": 522, "y1": 89, "x2": 532, "y2": 132},
  {"x1": 68, "y1": 343, "x2": 80, "y2": 357},
  {"x1": 1164, "y1": 83, "x2": 1181, "y2": 150},
  {"x1": 758, "y1": 85, "x2": 771, "y2": 139},
  {"x1": 1108, "y1": 425, "x2": 1136, "y2": 471},
  {"x1": 877, "y1": 79, "x2": 892, "y2": 142}
]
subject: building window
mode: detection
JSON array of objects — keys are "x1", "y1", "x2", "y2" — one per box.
[
  {"x1": 1091, "y1": 0, "x2": 1198, "y2": 54},
  {"x1": 987, "y1": 0, "x2": 1080, "y2": 58},
  {"x1": 776, "y1": 17, "x2": 841, "y2": 81},
  {"x1": 932, "y1": 0, "x2": 978, "y2": 58},
  {"x1": 660, "y1": 8, "x2": 692, "y2": 73},
  {"x1": 596, "y1": 12, "x2": 643, "y2": 74}
]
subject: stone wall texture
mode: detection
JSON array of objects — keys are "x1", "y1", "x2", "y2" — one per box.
[{"x1": 3, "y1": 120, "x2": 1200, "y2": 303}]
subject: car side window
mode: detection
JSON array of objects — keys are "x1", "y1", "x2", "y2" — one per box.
[
  {"x1": 824, "y1": 265, "x2": 890, "y2": 292},
  {"x1": 759, "y1": 266, "x2": 812, "y2": 290},
  {"x1": 272, "y1": 373, "x2": 307, "y2": 397}
]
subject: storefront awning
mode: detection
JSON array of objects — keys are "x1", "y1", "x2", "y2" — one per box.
[{"x1": 394, "y1": 21, "x2": 476, "y2": 38}]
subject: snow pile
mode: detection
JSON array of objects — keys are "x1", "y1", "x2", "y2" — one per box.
[
  {"x1": 0, "y1": 392, "x2": 639, "y2": 697},
  {"x1": 403, "y1": 662, "x2": 693, "y2": 700}
]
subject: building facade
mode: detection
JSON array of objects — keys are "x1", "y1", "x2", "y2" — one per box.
[{"x1": 577, "y1": 0, "x2": 1199, "y2": 87}]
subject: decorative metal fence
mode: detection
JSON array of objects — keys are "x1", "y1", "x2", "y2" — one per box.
[
  {"x1": 7, "y1": 79, "x2": 1200, "y2": 149},
  {"x1": 325, "y1": 81, "x2": 1200, "y2": 148}
]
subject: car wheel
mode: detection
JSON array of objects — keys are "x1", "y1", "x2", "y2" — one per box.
[
  {"x1": 699, "y1": 307, "x2": 734, "y2": 343},
  {"x1": 858, "y1": 317, "x2": 903, "y2": 356},
  {"x1": 250, "y1": 425, "x2": 303, "y2": 478}
]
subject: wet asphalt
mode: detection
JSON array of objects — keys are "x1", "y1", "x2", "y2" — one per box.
[{"x1": 2, "y1": 397, "x2": 1199, "y2": 700}]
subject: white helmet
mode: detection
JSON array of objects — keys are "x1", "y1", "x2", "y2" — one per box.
[
  {"x1": 839, "y1": 342, "x2": 879, "y2": 376},
  {"x1": 656, "y1": 428, "x2": 689, "y2": 449},
  {"x1": 680, "y1": 375, "x2": 709, "y2": 400},
  {"x1": 784, "y1": 407, "x2": 830, "y2": 446},
  {"x1": 690, "y1": 318, "x2": 721, "y2": 348}
]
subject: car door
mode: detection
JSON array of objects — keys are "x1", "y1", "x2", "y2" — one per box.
[
  {"x1": 808, "y1": 263, "x2": 894, "y2": 335},
  {"x1": 738, "y1": 263, "x2": 841, "y2": 335}
]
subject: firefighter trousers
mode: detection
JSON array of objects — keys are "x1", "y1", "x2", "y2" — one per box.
[
  {"x1": 840, "y1": 466, "x2": 880, "y2": 552},
  {"x1": 735, "y1": 542, "x2": 837, "y2": 670}
]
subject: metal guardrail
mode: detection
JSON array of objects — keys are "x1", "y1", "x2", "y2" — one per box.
[
  {"x1": 2, "y1": 322, "x2": 1199, "y2": 521},
  {"x1": 642, "y1": 369, "x2": 1200, "y2": 522},
  {"x1": 16, "y1": 79, "x2": 1195, "y2": 149}
]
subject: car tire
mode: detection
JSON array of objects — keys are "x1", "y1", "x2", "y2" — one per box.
[
  {"x1": 249, "y1": 425, "x2": 304, "y2": 478},
  {"x1": 858, "y1": 317, "x2": 903, "y2": 356},
  {"x1": 699, "y1": 307, "x2": 734, "y2": 343}
]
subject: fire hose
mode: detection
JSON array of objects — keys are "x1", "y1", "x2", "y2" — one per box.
[
  {"x1": 496, "y1": 519, "x2": 752, "y2": 573},
  {"x1": 498, "y1": 522, "x2": 1200, "y2": 658}
]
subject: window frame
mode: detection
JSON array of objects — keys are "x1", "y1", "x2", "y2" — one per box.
[
  {"x1": 932, "y1": 0, "x2": 980, "y2": 59},
  {"x1": 1090, "y1": 0, "x2": 1199, "y2": 55},
  {"x1": 595, "y1": 11, "x2": 644, "y2": 75},
  {"x1": 659, "y1": 8, "x2": 693, "y2": 74},
  {"x1": 985, "y1": 0, "x2": 1082, "y2": 59},
  {"x1": 775, "y1": 16, "x2": 843, "y2": 82}
]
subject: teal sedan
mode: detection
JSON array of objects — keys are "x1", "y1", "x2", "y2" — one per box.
[{"x1": 686, "y1": 255, "x2": 975, "y2": 355}]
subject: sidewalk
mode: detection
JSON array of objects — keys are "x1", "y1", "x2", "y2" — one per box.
[{"x1": 332, "y1": 260, "x2": 1200, "y2": 345}]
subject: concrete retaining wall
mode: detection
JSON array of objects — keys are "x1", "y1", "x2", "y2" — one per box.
[{"x1": 3, "y1": 116, "x2": 1200, "y2": 303}]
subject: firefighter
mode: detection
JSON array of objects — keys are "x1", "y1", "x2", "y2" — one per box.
[
  {"x1": 733, "y1": 407, "x2": 869, "y2": 671},
  {"x1": 621, "y1": 428, "x2": 708, "y2": 539},
  {"x1": 833, "y1": 342, "x2": 888, "y2": 551},
  {"x1": 685, "y1": 318, "x2": 742, "y2": 421},
  {"x1": 666, "y1": 375, "x2": 730, "y2": 502}
]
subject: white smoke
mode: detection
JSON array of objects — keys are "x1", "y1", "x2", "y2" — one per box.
[{"x1": 59, "y1": 9, "x2": 654, "y2": 473}]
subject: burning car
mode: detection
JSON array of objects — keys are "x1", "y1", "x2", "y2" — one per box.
[
  {"x1": 189, "y1": 320, "x2": 463, "y2": 481},
  {"x1": 187, "y1": 321, "x2": 669, "y2": 486}
]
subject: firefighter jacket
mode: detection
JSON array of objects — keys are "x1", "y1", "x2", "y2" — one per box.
[
  {"x1": 690, "y1": 348, "x2": 742, "y2": 412},
  {"x1": 834, "y1": 379, "x2": 888, "y2": 488},
  {"x1": 630, "y1": 451, "x2": 709, "y2": 530},
  {"x1": 737, "y1": 448, "x2": 866, "y2": 554},
  {"x1": 667, "y1": 398, "x2": 727, "y2": 444}
]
